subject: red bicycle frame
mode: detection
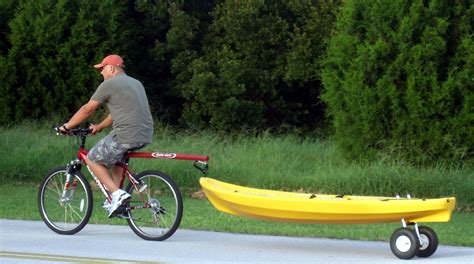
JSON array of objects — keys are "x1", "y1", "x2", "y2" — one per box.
[
  {"x1": 76, "y1": 145, "x2": 209, "y2": 202},
  {"x1": 77, "y1": 148, "x2": 209, "y2": 164}
]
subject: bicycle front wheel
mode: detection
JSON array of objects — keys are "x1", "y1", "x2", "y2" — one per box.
[
  {"x1": 38, "y1": 166, "x2": 93, "y2": 235},
  {"x1": 126, "y1": 170, "x2": 183, "y2": 241}
]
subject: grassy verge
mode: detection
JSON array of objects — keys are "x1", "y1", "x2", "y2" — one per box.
[
  {"x1": 1, "y1": 183, "x2": 473, "y2": 247},
  {"x1": 1, "y1": 123, "x2": 473, "y2": 210}
]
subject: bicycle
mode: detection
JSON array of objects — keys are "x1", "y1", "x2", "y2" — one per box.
[{"x1": 38, "y1": 126, "x2": 209, "y2": 241}]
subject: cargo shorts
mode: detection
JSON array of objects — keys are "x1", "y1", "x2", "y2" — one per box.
[{"x1": 87, "y1": 134, "x2": 146, "y2": 167}]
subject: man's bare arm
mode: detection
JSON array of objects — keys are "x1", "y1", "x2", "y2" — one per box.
[{"x1": 64, "y1": 100, "x2": 101, "y2": 129}]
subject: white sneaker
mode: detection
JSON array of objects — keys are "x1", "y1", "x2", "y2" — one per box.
[
  {"x1": 108, "y1": 189, "x2": 131, "y2": 218},
  {"x1": 102, "y1": 199, "x2": 111, "y2": 209},
  {"x1": 104, "y1": 198, "x2": 129, "y2": 218}
]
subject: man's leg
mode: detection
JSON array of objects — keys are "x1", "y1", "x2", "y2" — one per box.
[
  {"x1": 111, "y1": 165, "x2": 125, "y2": 188},
  {"x1": 86, "y1": 155, "x2": 130, "y2": 218},
  {"x1": 86, "y1": 134, "x2": 131, "y2": 217},
  {"x1": 84, "y1": 156, "x2": 119, "y2": 193}
]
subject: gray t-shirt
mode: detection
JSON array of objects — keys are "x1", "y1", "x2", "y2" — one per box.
[{"x1": 91, "y1": 74, "x2": 153, "y2": 144}]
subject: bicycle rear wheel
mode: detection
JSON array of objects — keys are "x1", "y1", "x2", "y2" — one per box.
[
  {"x1": 125, "y1": 170, "x2": 183, "y2": 241},
  {"x1": 38, "y1": 166, "x2": 93, "y2": 235}
]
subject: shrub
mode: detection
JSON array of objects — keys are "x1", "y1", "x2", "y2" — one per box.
[
  {"x1": 181, "y1": 0, "x2": 340, "y2": 131},
  {"x1": 2, "y1": 0, "x2": 129, "y2": 124},
  {"x1": 321, "y1": 0, "x2": 473, "y2": 164}
]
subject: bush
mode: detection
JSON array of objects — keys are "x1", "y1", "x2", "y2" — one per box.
[
  {"x1": 1, "y1": 0, "x2": 340, "y2": 134},
  {"x1": 1, "y1": 0, "x2": 129, "y2": 125},
  {"x1": 0, "y1": 0, "x2": 15, "y2": 54},
  {"x1": 181, "y1": 0, "x2": 340, "y2": 131},
  {"x1": 321, "y1": 0, "x2": 473, "y2": 164}
]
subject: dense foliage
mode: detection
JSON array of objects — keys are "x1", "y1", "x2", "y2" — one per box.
[
  {"x1": 1, "y1": 0, "x2": 130, "y2": 122},
  {"x1": 322, "y1": 0, "x2": 473, "y2": 163},
  {"x1": 1, "y1": 0, "x2": 472, "y2": 164},
  {"x1": 181, "y1": 1, "x2": 339, "y2": 131}
]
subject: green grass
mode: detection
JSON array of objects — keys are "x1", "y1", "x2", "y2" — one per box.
[
  {"x1": 1, "y1": 122, "x2": 473, "y2": 209},
  {"x1": 0, "y1": 183, "x2": 473, "y2": 246}
]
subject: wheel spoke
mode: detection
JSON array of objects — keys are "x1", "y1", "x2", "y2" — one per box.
[
  {"x1": 126, "y1": 171, "x2": 182, "y2": 241},
  {"x1": 38, "y1": 167, "x2": 92, "y2": 235},
  {"x1": 46, "y1": 179, "x2": 63, "y2": 196}
]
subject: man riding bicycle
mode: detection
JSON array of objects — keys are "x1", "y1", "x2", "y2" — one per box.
[{"x1": 60, "y1": 54, "x2": 154, "y2": 217}]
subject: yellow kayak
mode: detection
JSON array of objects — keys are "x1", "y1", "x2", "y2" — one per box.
[{"x1": 200, "y1": 177, "x2": 456, "y2": 224}]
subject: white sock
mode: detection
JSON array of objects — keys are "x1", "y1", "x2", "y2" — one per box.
[{"x1": 112, "y1": 189, "x2": 122, "y2": 197}]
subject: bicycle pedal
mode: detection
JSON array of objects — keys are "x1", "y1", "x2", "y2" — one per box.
[
  {"x1": 108, "y1": 205, "x2": 129, "y2": 218},
  {"x1": 116, "y1": 205, "x2": 128, "y2": 213}
]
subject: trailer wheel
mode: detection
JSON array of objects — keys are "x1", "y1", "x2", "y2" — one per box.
[
  {"x1": 390, "y1": 228, "x2": 419, "y2": 259},
  {"x1": 416, "y1": 226, "x2": 438, "y2": 258}
]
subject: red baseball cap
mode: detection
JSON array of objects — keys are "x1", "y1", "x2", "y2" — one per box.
[{"x1": 94, "y1": 54, "x2": 125, "y2": 69}]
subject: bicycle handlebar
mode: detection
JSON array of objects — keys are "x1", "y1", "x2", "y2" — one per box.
[{"x1": 53, "y1": 125, "x2": 92, "y2": 136}]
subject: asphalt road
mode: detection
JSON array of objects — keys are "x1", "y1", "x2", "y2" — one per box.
[{"x1": 1, "y1": 219, "x2": 473, "y2": 263}]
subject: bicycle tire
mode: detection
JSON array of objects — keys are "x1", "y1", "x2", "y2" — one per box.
[
  {"x1": 125, "y1": 170, "x2": 183, "y2": 241},
  {"x1": 38, "y1": 166, "x2": 93, "y2": 235}
]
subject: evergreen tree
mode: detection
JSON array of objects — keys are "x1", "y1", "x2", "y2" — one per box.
[
  {"x1": 4, "y1": 0, "x2": 129, "y2": 123},
  {"x1": 0, "y1": 0, "x2": 21, "y2": 124},
  {"x1": 284, "y1": 0, "x2": 341, "y2": 130},
  {"x1": 123, "y1": 0, "x2": 172, "y2": 121},
  {"x1": 0, "y1": 56, "x2": 15, "y2": 124},
  {"x1": 180, "y1": 0, "x2": 340, "y2": 131},
  {"x1": 322, "y1": 0, "x2": 473, "y2": 163},
  {"x1": 0, "y1": 0, "x2": 15, "y2": 54},
  {"x1": 183, "y1": 0, "x2": 289, "y2": 130}
]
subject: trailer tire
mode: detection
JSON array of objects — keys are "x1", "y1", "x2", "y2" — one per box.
[
  {"x1": 390, "y1": 228, "x2": 419, "y2": 259},
  {"x1": 416, "y1": 226, "x2": 438, "y2": 258}
]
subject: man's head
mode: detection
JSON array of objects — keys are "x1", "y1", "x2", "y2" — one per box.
[{"x1": 94, "y1": 54, "x2": 125, "y2": 80}]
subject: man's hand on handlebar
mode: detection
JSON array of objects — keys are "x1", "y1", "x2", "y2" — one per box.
[
  {"x1": 54, "y1": 125, "x2": 92, "y2": 136},
  {"x1": 57, "y1": 124, "x2": 70, "y2": 135},
  {"x1": 89, "y1": 124, "x2": 101, "y2": 135}
]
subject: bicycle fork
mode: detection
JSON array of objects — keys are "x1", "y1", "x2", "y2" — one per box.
[{"x1": 60, "y1": 160, "x2": 81, "y2": 206}]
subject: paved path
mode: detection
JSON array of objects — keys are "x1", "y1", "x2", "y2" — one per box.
[{"x1": 1, "y1": 219, "x2": 473, "y2": 263}]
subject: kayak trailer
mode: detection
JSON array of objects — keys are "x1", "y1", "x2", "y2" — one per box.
[{"x1": 200, "y1": 177, "x2": 456, "y2": 260}]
